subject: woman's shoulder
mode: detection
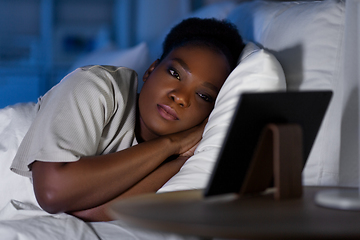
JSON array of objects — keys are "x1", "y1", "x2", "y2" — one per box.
[
  {"x1": 40, "y1": 65, "x2": 138, "y2": 113},
  {"x1": 80, "y1": 65, "x2": 135, "y2": 73},
  {"x1": 79, "y1": 65, "x2": 137, "y2": 81},
  {"x1": 76, "y1": 65, "x2": 138, "y2": 94}
]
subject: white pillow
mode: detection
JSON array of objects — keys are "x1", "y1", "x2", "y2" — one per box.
[
  {"x1": 227, "y1": 0, "x2": 346, "y2": 186},
  {"x1": 227, "y1": 0, "x2": 344, "y2": 91},
  {"x1": 158, "y1": 43, "x2": 286, "y2": 193},
  {"x1": 70, "y1": 42, "x2": 151, "y2": 92},
  {"x1": 0, "y1": 103, "x2": 39, "y2": 210}
]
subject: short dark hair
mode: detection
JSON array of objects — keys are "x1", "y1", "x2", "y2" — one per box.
[{"x1": 160, "y1": 18, "x2": 244, "y2": 70}]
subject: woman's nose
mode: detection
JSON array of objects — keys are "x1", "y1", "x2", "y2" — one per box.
[{"x1": 169, "y1": 90, "x2": 190, "y2": 108}]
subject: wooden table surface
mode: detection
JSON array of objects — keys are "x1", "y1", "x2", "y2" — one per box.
[{"x1": 108, "y1": 187, "x2": 360, "y2": 239}]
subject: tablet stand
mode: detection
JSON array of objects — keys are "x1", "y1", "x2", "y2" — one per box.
[{"x1": 240, "y1": 124, "x2": 303, "y2": 200}]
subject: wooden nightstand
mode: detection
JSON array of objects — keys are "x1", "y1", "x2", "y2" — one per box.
[{"x1": 108, "y1": 186, "x2": 360, "y2": 239}]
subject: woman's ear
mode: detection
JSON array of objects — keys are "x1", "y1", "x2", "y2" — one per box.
[{"x1": 143, "y1": 59, "x2": 160, "y2": 82}]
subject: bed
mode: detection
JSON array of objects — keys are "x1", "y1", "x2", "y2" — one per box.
[{"x1": 0, "y1": 0, "x2": 359, "y2": 239}]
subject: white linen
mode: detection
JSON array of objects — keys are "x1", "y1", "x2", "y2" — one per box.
[
  {"x1": 0, "y1": 103, "x2": 39, "y2": 210},
  {"x1": 90, "y1": 220, "x2": 199, "y2": 240},
  {"x1": 0, "y1": 200, "x2": 197, "y2": 240},
  {"x1": 0, "y1": 200, "x2": 99, "y2": 240}
]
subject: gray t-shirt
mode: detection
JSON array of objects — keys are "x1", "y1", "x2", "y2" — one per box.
[{"x1": 11, "y1": 65, "x2": 138, "y2": 178}]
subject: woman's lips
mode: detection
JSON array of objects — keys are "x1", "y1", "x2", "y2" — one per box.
[{"x1": 157, "y1": 104, "x2": 179, "y2": 120}]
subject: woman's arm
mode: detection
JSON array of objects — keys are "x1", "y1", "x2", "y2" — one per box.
[
  {"x1": 31, "y1": 122, "x2": 204, "y2": 215},
  {"x1": 69, "y1": 156, "x2": 188, "y2": 222}
]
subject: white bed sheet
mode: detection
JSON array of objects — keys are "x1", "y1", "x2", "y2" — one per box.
[{"x1": 0, "y1": 200, "x2": 198, "y2": 240}]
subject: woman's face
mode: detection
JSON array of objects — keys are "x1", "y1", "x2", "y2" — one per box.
[{"x1": 138, "y1": 45, "x2": 231, "y2": 141}]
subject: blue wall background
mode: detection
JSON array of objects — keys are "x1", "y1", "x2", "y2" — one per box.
[{"x1": 0, "y1": 0, "x2": 210, "y2": 109}]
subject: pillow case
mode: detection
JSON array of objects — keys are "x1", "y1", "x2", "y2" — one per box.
[
  {"x1": 70, "y1": 42, "x2": 151, "y2": 93},
  {"x1": 227, "y1": 0, "x2": 346, "y2": 186},
  {"x1": 227, "y1": 0, "x2": 344, "y2": 91},
  {"x1": 158, "y1": 43, "x2": 286, "y2": 193}
]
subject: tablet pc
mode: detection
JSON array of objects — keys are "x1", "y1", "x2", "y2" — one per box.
[{"x1": 204, "y1": 91, "x2": 332, "y2": 197}]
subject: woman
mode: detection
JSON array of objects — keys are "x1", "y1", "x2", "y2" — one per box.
[{"x1": 11, "y1": 18, "x2": 244, "y2": 221}]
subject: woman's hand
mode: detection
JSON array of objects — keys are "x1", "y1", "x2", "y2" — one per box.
[
  {"x1": 180, "y1": 142, "x2": 199, "y2": 158},
  {"x1": 168, "y1": 118, "x2": 207, "y2": 156}
]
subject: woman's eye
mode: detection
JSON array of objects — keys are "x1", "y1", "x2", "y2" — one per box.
[
  {"x1": 169, "y1": 69, "x2": 180, "y2": 80},
  {"x1": 198, "y1": 93, "x2": 213, "y2": 103}
]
